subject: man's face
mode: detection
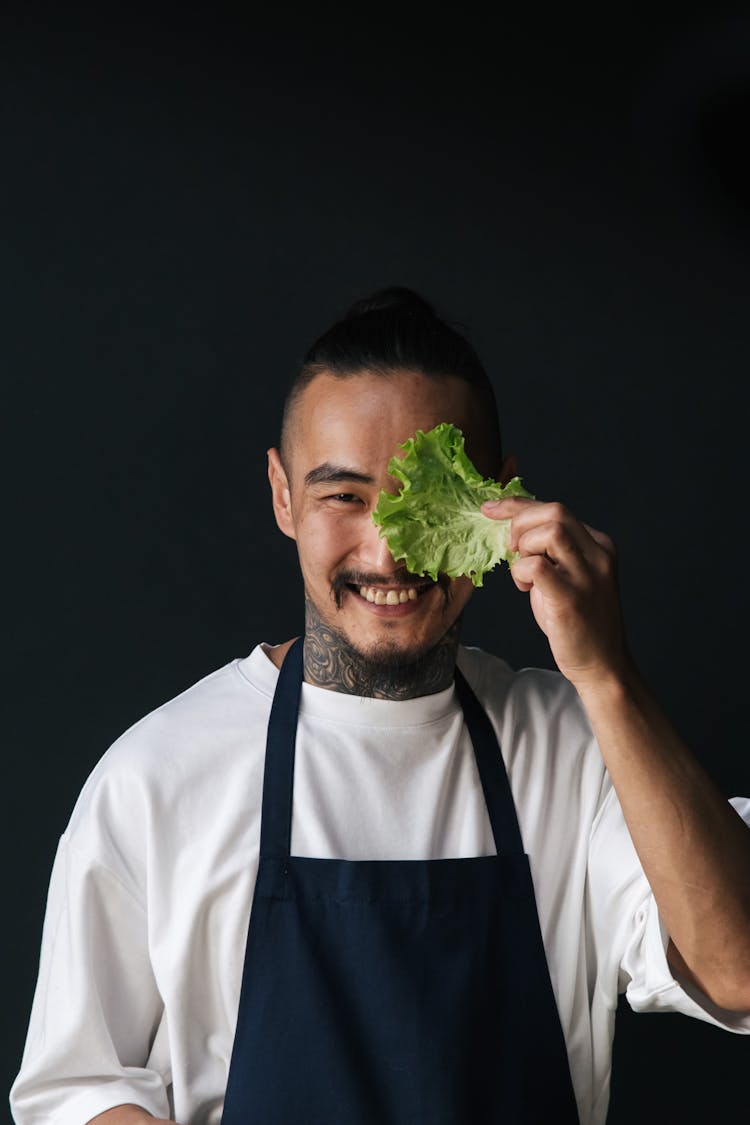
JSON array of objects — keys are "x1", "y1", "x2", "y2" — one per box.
[{"x1": 269, "y1": 369, "x2": 490, "y2": 667}]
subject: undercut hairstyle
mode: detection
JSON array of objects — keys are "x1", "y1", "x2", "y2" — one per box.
[{"x1": 279, "y1": 286, "x2": 503, "y2": 476}]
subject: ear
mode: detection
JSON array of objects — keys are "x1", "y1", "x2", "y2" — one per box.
[
  {"x1": 499, "y1": 452, "x2": 518, "y2": 485},
  {"x1": 267, "y1": 448, "x2": 297, "y2": 540}
]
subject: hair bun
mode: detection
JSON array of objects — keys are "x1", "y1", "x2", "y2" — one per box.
[{"x1": 344, "y1": 286, "x2": 436, "y2": 320}]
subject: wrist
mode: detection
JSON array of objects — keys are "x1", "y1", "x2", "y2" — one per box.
[{"x1": 570, "y1": 658, "x2": 642, "y2": 716}]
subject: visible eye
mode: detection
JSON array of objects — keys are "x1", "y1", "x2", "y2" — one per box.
[{"x1": 329, "y1": 493, "x2": 361, "y2": 504}]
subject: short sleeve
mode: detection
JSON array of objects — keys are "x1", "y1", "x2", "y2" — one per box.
[
  {"x1": 587, "y1": 790, "x2": 750, "y2": 1034},
  {"x1": 10, "y1": 833, "x2": 171, "y2": 1125}
]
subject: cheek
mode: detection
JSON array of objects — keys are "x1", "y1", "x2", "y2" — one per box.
[
  {"x1": 295, "y1": 511, "x2": 360, "y2": 571},
  {"x1": 449, "y1": 577, "x2": 475, "y2": 612}
]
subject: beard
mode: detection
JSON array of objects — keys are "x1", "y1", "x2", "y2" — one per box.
[{"x1": 303, "y1": 580, "x2": 462, "y2": 700}]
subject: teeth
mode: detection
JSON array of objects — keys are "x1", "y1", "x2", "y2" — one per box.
[{"x1": 358, "y1": 585, "x2": 423, "y2": 604}]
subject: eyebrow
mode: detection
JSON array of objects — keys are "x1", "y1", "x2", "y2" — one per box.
[{"x1": 304, "y1": 462, "x2": 375, "y2": 487}]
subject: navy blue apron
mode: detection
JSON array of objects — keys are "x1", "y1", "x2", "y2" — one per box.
[{"x1": 221, "y1": 638, "x2": 580, "y2": 1123}]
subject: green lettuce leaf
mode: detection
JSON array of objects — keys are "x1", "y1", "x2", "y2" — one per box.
[{"x1": 372, "y1": 422, "x2": 533, "y2": 587}]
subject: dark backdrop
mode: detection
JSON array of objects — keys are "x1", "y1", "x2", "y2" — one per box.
[{"x1": 3, "y1": 5, "x2": 749, "y2": 1122}]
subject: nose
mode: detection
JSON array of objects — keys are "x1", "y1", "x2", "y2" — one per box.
[{"x1": 358, "y1": 510, "x2": 400, "y2": 575}]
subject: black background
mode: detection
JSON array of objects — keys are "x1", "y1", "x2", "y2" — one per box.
[{"x1": 3, "y1": 4, "x2": 749, "y2": 1122}]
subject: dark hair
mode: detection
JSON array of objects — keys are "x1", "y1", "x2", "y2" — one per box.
[{"x1": 280, "y1": 286, "x2": 502, "y2": 469}]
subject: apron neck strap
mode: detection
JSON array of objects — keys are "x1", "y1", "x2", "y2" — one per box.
[
  {"x1": 452, "y1": 665, "x2": 524, "y2": 856},
  {"x1": 259, "y1": 637, "x2": 524, "y2": 859},
  {"x1": 259, "y1": 637, "x2": 304, "y2": 860}
]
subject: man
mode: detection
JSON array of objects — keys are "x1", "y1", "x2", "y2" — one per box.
[{"x1": 10, "y1": 287, "x2": 750, "y2": 1125}]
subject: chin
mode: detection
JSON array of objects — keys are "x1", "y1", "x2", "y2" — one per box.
[
  {"x1": 354, "y1": 639, "x2": 427, "y2": 669},
  {"x1": 343, "y1": 625, "x2": 451, "y2": 671}
]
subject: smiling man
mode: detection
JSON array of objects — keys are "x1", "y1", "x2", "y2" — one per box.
[
  {"x1": 10, "y1": 288, "x2": 750, "y2": 1125},
  {"x1": 267, "y1": 366, "x2": 498, "y2": 697}
]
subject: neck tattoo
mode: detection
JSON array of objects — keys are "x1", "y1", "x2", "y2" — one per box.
[{"x1": 302, "y1": 597, "x2": 461, "y2": 700}]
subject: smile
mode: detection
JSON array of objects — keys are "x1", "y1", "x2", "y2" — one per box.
[{"x1": 355, "y1": 585, "x2": 428, "y2": 605}]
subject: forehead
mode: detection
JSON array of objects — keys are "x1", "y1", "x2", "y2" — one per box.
[{"x1": 288, "y1": 370, "x2": 482, "y2": 481}]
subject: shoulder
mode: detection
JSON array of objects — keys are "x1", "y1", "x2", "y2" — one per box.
[{"x1": 64, "y1": 645, "x2": 276, "y2": 847}]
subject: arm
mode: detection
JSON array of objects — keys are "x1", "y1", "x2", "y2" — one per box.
[
  {"x1": 11, "y1": 826, "x2": 171, "y2": 1124},
  {"x1": 88, "y1": 1109, "x2": 177, "y2": 1124},
  {"x1": 483, "y1": 497, "x2": 750, "y2": 1011}
]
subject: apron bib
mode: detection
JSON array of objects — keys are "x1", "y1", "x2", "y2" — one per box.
[{"x1": 222, "y1": 638, "x2": 579, "y2": 1123}]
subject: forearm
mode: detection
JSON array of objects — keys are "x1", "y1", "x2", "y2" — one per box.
[
  {"x1": 88, "y1": 1106, "x2": 173, "y2": 1124},
  {"x1": 578, "y1": 664, "x2": 750, "y2": 1010}
]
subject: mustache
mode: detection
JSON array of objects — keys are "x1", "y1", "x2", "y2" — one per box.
[{"x1": 331, "y1": 569, "x2": 448, "y2": 609}]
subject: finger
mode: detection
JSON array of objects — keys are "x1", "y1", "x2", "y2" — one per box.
[
  {"x1": 484, "y1": 498, "x2": 615, "y2": 569},
  {"x1": 507, "y1": 557, "x2": 538, "y2": 593},
  {"x1": 516, "y1": 519, "x2": 596, "y2": 575},
  {"x1": 511, "y1": 503, "x2": 610, "y2": 564},
  {"x1": 481, "y1": 496, "x2": 537, "y2": 520},
  {"x1": 509, "y1": 552, "x2": 562, "y2": 595},
  {"x1": 514, "y1": 520, "x2": 592, "y2": 571},
  {"x1": 581, "y1": 522, "x2": 616, "y2": 558}
]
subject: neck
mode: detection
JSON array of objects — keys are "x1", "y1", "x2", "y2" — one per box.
[{"x1": 302, "y1": 598, "x2": 460, "y2": 700}]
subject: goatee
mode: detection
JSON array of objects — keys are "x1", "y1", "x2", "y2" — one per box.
[{"x1": 303, "y1": 596, "x2": 461, "y2": 700}]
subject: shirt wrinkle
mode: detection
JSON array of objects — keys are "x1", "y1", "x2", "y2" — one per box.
[
  {"x1": 11, "y1": 643, "x2": 749, "y2": 1125},
  {"x1": 62, "y1": 832, "x2": 147, "y2": 913}
]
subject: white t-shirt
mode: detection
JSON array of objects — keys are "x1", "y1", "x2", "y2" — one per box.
[{"x1": 10, "y1": 643, "x2": 750, "y2": 1125}]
